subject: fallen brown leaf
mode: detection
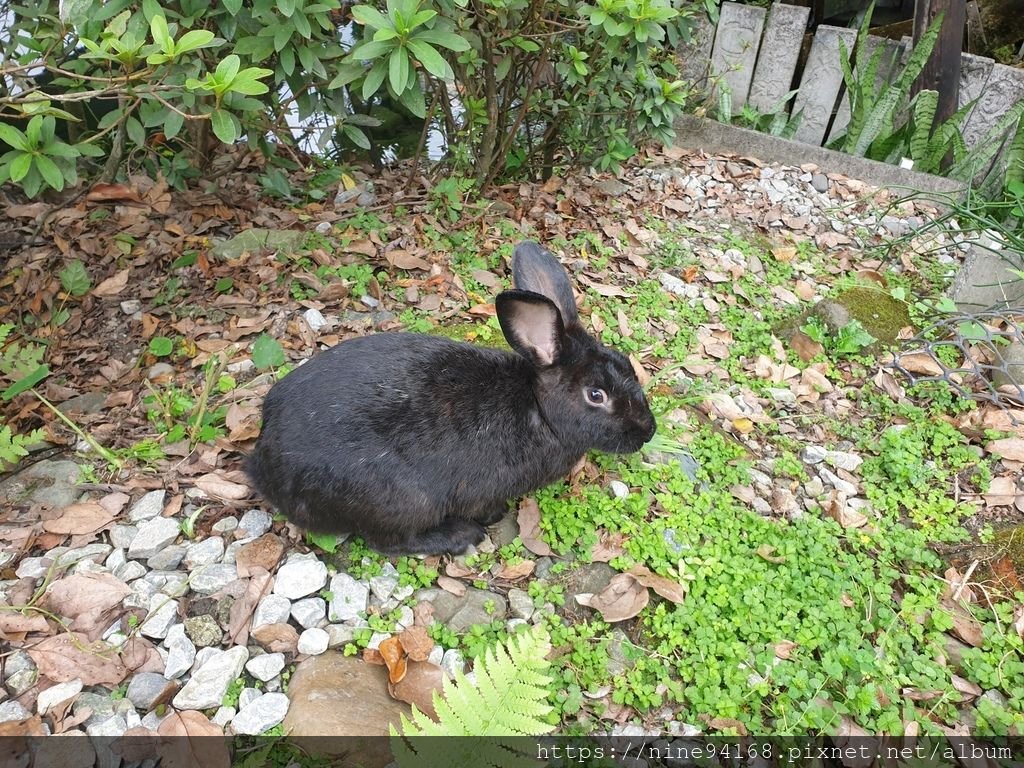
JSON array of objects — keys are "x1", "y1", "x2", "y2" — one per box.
[
  {"x1": 897, "y1": 352, "x2": 945, "y2": 377},
  {"x1": 517, "y1": 498, "x2": 552, "y2": 556},
  {"x1": 0, "y1": 612, "x2": 50, "y2": 634},
  {"x1": 234, "y1": 534, "x2": 285, "y2": 577},
  {"x1": 575, "y1": 573, "x2": 649, "y2": 622},
  {"x1": 984, "y1": 476, "x2": 1017, "y2": 508},
  {"x1": 773, "y1": 640, "x2": 798, "y2": 659},
  {"x1": 92, "y1": 269, "x2": 131, "y2": 297},
  {"x1": 590, "y1": 531, "x2": 627, "y2": 563},
  {"x1": 437, "y1": 576, "x2": 466, "y2": 596},
  {"x1": 946, "y1": 604, "x2": 984, "y2": 647},
  {"x1": 398, "y1": 626, "x2": 434, "y2": 662},
  {"x1": 626, "y1": 565, "x2": 687, "y2": 604},
  {"x1": 28, "y1": 633, "x2": 128, "y2": 686},
  {"x1": 386, "y1": 249, "x2": 431, "y2": 271},
  {"x1": 42, "y1": 502, "x2": 114, "y2": 535},
  {"x1": 43, "y1": 573, "x2": 130, "y2": 641},
  {"x1": 986, "y1": 438, "x2": 1024, "y2": 463},
  {"x1": 87, "y1": 183, "x2": 143, "y2": 203},
  {"x1": 251, "y1": 622, "x2": 299, "y2": 653},
  {"x1": 706, "y1": 717, "x2": 748, "y2": 735},
  {"x1": 379, "y1": 635, "x2": 408, "y2": 684},
  {"x1": 497, "y1": 559, "x2": 535, "y2": 581},
  {"x1": 756, "y1": 544, "x2": 786, "y2": 564},
  {"x1": 228, "y1": 568, "x2": 273, "y2": 647},
  {"x1": 826, "y1": 491, "x2": 868, "y2": 529}
]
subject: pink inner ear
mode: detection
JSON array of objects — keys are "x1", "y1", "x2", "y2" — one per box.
[{"x1": 512, "y1": 301, "x2": 558, "y2": 365}]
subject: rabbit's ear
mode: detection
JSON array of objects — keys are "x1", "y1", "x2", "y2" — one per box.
[
  {"x1": 496, "y1": 290, "x2": 565, "y2": 367},
  {"x1": 511, "y1": 241, "x2": 579, "y2": 325}
]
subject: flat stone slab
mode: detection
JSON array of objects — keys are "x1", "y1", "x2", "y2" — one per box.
[{"x1": 709, "y1": 3, "x2": 766, "y2": 111}]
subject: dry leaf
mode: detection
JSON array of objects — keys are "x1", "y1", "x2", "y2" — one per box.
[
  {"x1": 873, "y1": 368, "x2": 906, "y2": 401},
  {"x1": 826, "y1": 491, "x2": 868, "y2": 529},
  {"x1": 114, "y1": 710, "x2": 230, "y2": 768},
  {"x1": 437, "y1": 576, "x2": 466, "y2": 596},
  {"x1": 575, "y1": 573, "x2": 650, "y2": 622},
  {"x1": 251, "y1": 622, "x2": 299, "y2": 653},
  {"x1": 87, "y1": 183, "x2": 143, "y2": 203},
  {"x1": 388, "y1": 660, "x2": 443, "y2": 719},
  {"x1": 517, "y1": 498, "x2": 552, "y2": 556},
  {"x1": 626, "y1": 565, "x2": 687, "y2": 604},
  {"x1": 28, "y1": 633, "x2": 128, "y2": 686},
  {"x1": 386, "y1": 250, "x2": 431, "y2": 270},
  {"x1": 986, "y1": 438, "x2": 1024, "y2": 463},
  {"x1": 398, "y1": 625, "x2": 434, "y2": 662},
  {"x1": 92, "y1": 269, "x2": 130, "y2": 297},
  {"x1": 379, "y1": 635, "x2": 408, "y2": 684},
  {"x1": 897, "y1": 352, "x2": 945, "y2": 376},
  {"x1": 234, "y1": 534, "x2": 285, "y2": 577},
  {"x1": 706, "y1": 717, "x2": 748, "y2": 735},
  {"x1": 756, "y1": 544, "x2": 786, "y2": 564},
  {"x1": 194, "y1": 473, "x2": 250, "y2": 500},
  {"x1": 771, "y1": 246, "x2": 796, "y2": 262},
  {"x1": 43, "y1": 573, "x2": 130, "y2": 640},
  {"x1": 947, "y1": 604, "x2": 984, "y2": 647},
  {"x1": 590, "y1": 531, "x2": 627, "y2": 563},
  {"x1": 951, "y1": 674, "x2": 982, "y2": 699},
  {"x1": 773, "y1": 640, "x2": 798, "y2": 659},
  {"x1": 984, "y1": 476, "x2": 1017, "y2": 508},
  {"x1": 42, "y1": 503, "x2": 114, "y2": 535},
  {"x1": 228, "y1": 568, "x2": 272, "y2": 647},
  {"x1": 790, "y1": 331, "x2": 825, "y2": 363},
  {"x1": 497, "y1": 559, "x2": 535, "y2": 581},
  {"x1": 0, "y1": 613, "x2": 50, "y2": 634}
]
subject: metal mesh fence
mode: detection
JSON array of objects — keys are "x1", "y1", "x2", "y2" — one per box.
[{"x1": 887, "y1": 307, "x2": 1024, "y2": 422}]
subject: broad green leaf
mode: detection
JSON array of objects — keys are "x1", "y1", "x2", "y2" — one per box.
[
  {"x1": 0, "y1": 124, "x2": 27, "y2": 151},
  {"x1": 278, "y1": 0, "x2": 297, "y2": 15},
  {"x1": 351, "y1": 4, "x2": 392, "y2": 30},
  {"x1": 150, "y1": 13, "x2": 172, "y2": 49},
  {"x1": 362, "y1": 59, "x2": 388, "y2": 99},
  {"x1": 406, "y1": 8, "x2": 437, "y2": 28},
  {"x1": 2, "y1": 364, "x2": 50, "y2": 401},
  {"x1": 230, "y1": 68, "x2": 274, "y2": 95},
  {"x1": 216, "y1": 54, "x2": 242, "y2": 84},
  {"x1": 210, "y1": 110, "x2": 239, "y2": 144},
  {"x1": 306, "y1": 531, "x2": 339, "y2": 553},
  {"x1": 406, "y1": 39, "x2": 452, "y2": 80},
  {"x1": 148, "y1": 336, "x2": 174, "y2": 357},
  {"x1": 74, "y1": 142, "x2": 106, "y2": 158},
  {"x1": 351, "y1": 39, "x2": 394, "y2": 60},
  {"x1": 388, "y1": 47, "x2": 410, "y2": 94},
  {"x1": 177, "y1": 30, "x2": 216, "y2": 53},
  {"x1": 164, "y1": 110, "x2": 185, "y2": 140},
  {"x1": 59, "y1": 261, "x2": 91, "y2": 297},
  {"x1": 126, "y1": 116, "x2": 146, "y2": 148},
  {"x1": 224, "y1": 0, "x2": 244, "y2": 13},
  {"x1": 396, "y1": 81, "x2": 426, "y2": 118},
  {"x1": 293, "y1": 9, "x2": 311, "y2": 37},
  {"x1": 252, "y1": 334, "x2": 285, "y2": 369},
  {"x1": 9, "y1": 153, "x2": 32, "y2": 183},
  {"x1": 42, "y1": 141, "x2": 80, "y2": 159},
  {"x1": 34, "y1": 155, "x2": 65, "y2": 191},
  {"x1": 342, "y1": 123, "x2": 371, "y2": 150},
  {"x1": 411, "y1": 28, "x2": 470, "y2": 52}
]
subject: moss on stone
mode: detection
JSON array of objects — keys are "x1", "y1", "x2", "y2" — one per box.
[{"x1": 831, "y1": 286, "x2": 912, "y2": 345}]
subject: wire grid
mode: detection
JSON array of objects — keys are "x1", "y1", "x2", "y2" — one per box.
[{"x1": 887, "y1": 307, "x2": 1024, "y2": 422}]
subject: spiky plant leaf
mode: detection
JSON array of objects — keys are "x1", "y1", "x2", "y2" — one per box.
[
  {"x1": 908, "y1": 89, "x2": 938, "y2": 161},
  {"x1": 949, "y1": 102, "x2": 1024, "y2": 182},
  {"x1": 391, "y1": 626, "x2": 554, "y2": 768}
]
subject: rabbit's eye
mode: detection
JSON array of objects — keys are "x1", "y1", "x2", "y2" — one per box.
[{"x1": 586, "y1": 387, "x2": 607, "y2": 405}]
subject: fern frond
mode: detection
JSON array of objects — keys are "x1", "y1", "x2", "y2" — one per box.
[{"x1": 391, "y1": 626, "x2": 555, "y2": 768}]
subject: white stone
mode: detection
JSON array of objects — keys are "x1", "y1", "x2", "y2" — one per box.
[
  {"x1": 245, "y1": 653, "x2": 285, "y2": 682},
  {"x1": 801, "y1": 445, "x2": 828, "y2": 465},
  {"x1": 172, "y1": 646, "x2": 249, "y2": 710},
  {"x1": 441, "y1": 649, "x2": 465, "y2": 678},
  {"x1": 105, "y1": 548, "x2": 127, "y2": 571},
  {"x1": 273, "y1": 553, "x2": 327, "y2": 600},
  {"x1": 253, "y1": 595, "x2": 292, "y2": 629},
  {"x1": 37, "y1": 679, "x2": 83, "y2": 715},
  {"x1": 231, "y1": 692, "x2": 289, "y2": 735},
  {"x1": 328, "y1": 573, "x2": 369, "y2": 622},
  {"x1": 139, "y1": 596, "x2": 179, "y2": 640},
  {"x1": 325, "y1": 624, "x2": 358, "y2": 648},
  {"x1": 303, "y1": 308, "x2": 328, "y2": 333},
  {"x1": 184, "y1": 537, "x2": 226, "y2": 569},
  {"x1": 212, "y1": 706, "x2": 236, "y2": 727},
  {"x1": 16, "y1": 557, "x2": 53, "y2": 579},
  {"x1": 239, "y1": 687, "x2": 261, "y2": 710},
  {"x1": 128, "y1": 517, "x2": 181, "y2": 560},
  {"x1": 369, "y1": 563, "x2": 400, "y2": 602},
  {"x1": 109, "y1": 525, "x2": 137, "y2": 549},
  {"x1": 825, "y1": 450, "x2": 863, "y2": 473},
  {"x1": 609, "y1": 480, "x2": 629, "y2": 499},
  {"x1": 164, "y1": 623, "x2": 197, "y2": 679},
  {"x1": 291, "y1": 597, "x2": 327, "y2": 629},
  {"x1": 86, "y1": 714, "x2": 127, "y2": 737},
  {"x1": 147, "y1": 544, "x2": 186, "y2": 570},
  {"x1": 190, "y1": 563, "x2": 238, "y2": 594},
  {"x1": 238, "y1": 509, "x2": 272, "y2": 538},
  {"x1": 114, "y1": 561, "x2": 147, "y2": 582},
  {"x1": 129, "y1": 490, "x2": 166, "y2": 521},
  {"x1": 297, "y1": 627, "x2": 330, "y2": 656},
  {"x1": 212, "y1": 516, "x2": 238, "y2": 533},
  {"x1": 508, "y1": 589, "x2": 535, "y2": 621}
]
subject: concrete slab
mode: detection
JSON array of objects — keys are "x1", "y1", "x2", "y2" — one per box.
[
  {"x1": 709, "y1": 2, "x2": 766, "y2": 111},
  {"x1": 747, "y1": 3, "x2": 810, "y2": 115},
  {"x1": 790, "y1": 25, "x2": 858, "y2": 145}
]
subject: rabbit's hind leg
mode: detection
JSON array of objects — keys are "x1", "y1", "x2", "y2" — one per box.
[{"x1": 374, "y1": 517, "x2": 486, "y2": 556}]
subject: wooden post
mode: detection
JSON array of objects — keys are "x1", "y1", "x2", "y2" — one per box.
[{"x1": 911, "y1": 0, "x2": 967, "y2": 126}]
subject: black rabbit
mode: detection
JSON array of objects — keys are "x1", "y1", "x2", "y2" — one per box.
[{"x1": 245, "y1": 241, "x2": 656, "y2": 555}]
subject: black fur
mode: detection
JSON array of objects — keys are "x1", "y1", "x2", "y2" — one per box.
[{"x1": 246, "y1": 241, "x2": 656, "y2": 555}]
